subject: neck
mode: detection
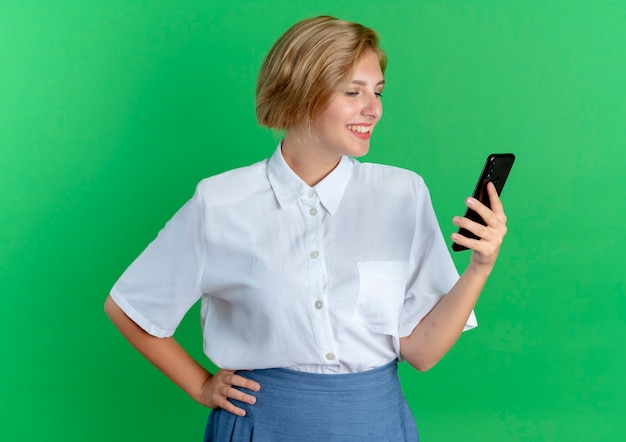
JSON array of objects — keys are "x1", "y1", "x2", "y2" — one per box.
[{"x1": 281, "y1": 134, "x2": 341, "y2": 186}]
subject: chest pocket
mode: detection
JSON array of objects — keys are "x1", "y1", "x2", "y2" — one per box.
[{"x1": 353, "y1": 261, "x2": 408, "y2": 335}]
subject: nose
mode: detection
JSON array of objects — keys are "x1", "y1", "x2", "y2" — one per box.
[{"x1": 362, "y1": 92, "x2": 382, "y2": 120}]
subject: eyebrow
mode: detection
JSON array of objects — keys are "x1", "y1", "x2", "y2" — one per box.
[{"x1": 351, "y1": 80, "x2": 386, "y2": 87}]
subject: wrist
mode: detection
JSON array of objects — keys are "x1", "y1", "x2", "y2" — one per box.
[
  {"x1": 466, "y1": 259, "x2": 494, "y2": 280},
  {"x1": 192, "y1": 372, "x2": 213, "y2": 406}
]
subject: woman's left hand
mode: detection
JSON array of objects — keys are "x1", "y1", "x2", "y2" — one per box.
[{"x1": 451, "y1": 181, "x2": 508, "y2": 273}]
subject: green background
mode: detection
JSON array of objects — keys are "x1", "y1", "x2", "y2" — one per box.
[{"x1": 1, "y1": 1, "x2": 624, "y2": 440}]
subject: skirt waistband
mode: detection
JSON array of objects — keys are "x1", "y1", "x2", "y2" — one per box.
[{"x1": 236, "y1": 359, "x2": 399, "y2": 393}]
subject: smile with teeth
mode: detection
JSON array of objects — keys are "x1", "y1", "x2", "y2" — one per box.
[{"x1": 347, "y1": 124, "x2": 371, "y2": 134}]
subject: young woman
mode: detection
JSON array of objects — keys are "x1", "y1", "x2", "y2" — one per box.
[{"x1": 105, "y1": 16, "x2": 508, "y2": 441}]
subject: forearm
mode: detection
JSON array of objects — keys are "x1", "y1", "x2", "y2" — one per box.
[
  {"x1": 104, "y1": 295, "x2": 212, "y2": 405},
  {"x1": 400, "y1": 262, "x2": 491, "y2": 371}
]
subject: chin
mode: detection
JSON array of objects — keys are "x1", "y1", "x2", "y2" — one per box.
[
  {"x1": 346, "y1": 141, "x2": 371, "y2": 158},
  {"x1": 351, "y1": 148, "x2": 370, "y2": 158}
]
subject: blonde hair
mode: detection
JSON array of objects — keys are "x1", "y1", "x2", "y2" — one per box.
[{"x1": 256, "y1": 16, "x2": 386, "y2": 134}]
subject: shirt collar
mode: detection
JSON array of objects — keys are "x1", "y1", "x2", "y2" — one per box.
[{"x1": 267, "y1": 142, "x2": 354, "y2": 216}]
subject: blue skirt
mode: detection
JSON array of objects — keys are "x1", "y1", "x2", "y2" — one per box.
[{"x1": 204, "y1": 359, "x2": 418, "y2": 441}]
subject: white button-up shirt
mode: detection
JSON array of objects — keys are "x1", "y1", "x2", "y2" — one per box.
[{"x1": 111, "y1": 145, "x2": 477, "y2": 373}]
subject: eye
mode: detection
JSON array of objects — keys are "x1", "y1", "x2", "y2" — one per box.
[
  {"x1": 375, "y1": 92, "x2": 384, "y2": 98},
  {"x1": 344, "y1": 91, "x2": 359, "y2": 97}
]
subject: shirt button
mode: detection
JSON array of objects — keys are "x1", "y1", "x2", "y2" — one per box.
[
  {"x1": 310, "y1": 251, "x2": 319, "y2": 259},
  {"x1": 307, "y1": 189, "x2": 315, "y2": 198},
  {"x1": 309, "y1": 208, "x2": 317, "y2": 216},
  {"x1": 314, "y1": 300, "x2": 324, "y2": 309},
  {"x1": 325, "y1": 353, "x2": 336, "y2": 361}
]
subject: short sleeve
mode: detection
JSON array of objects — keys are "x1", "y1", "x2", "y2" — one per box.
[
  {"x1": 110, "y1": 186, "x2": 206, "y2": 337},
  {"x1": 398, "y1": 178, "x2": 477, "y2": 338}
]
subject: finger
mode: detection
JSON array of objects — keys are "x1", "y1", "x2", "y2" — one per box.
[
  {"x1": 226, "y1": 385, "x2": 257, "y2": 405},
  {"x1": 451, "y1": 228, "x2": 501, "y2": 257},
  {"x1": 464, "y1": 196, "x2": 497, "y2": 227},
  {"x1": 453, "y1": 215, "x2": 489, "y2": 241},
  {"x1": 219, "y1": 397, "x2": 248, "y2": 417},
  {"x1": 452, "y1": 216, "x2": 502, "y2": 252},
  {"x1": 451, "y1": 231, "x2": 480, "y2": 252},
  {"x1": 465, "y1": 194, "x2": 506, "y2": 230},
  {"x1": 218, "y1": 372, "x2": 259, "y2": 406},
  {"x1": 213, "y1": 383, "x2": 255, "y2": 416},
  {"x1": 229, "y1": 373, "x2": 261, "y2": 393},
  {"x1": 485, "y1": 181, "x2": 506, "y2": 218}
]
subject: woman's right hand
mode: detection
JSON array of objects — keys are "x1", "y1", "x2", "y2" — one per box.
[{"x1": 202, "y1": 369, "x2": 261, "y2": 416}]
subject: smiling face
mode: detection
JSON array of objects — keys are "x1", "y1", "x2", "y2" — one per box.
[
  {"x1": 311, "y1": 50, "x2": 385, "y2": 159},
  {"x1": 281, "y1": 49, "x2": 385, "y2": 185}
]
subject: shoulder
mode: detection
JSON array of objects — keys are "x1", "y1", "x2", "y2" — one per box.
[
  {"x1": 194, "y1": 159, "x2": 269, "y2": 207},
  {"x1": 351, "y1": 159, "x2": 427, "y2": 194}
]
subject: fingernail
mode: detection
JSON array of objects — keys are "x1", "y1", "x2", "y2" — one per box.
[{"x1": 466, "y1": 197, "x2": 475, "y2": 206}]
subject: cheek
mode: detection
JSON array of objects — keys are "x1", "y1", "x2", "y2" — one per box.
[
  {"x1": 314, "y1": 101, "x2": 357, "y2": 134},
  {"x1": 328, "y1": 101, "x2": 357, "y2": 121},
  {"x1": 318, "y1": 112, "x2": 346, "y2": 131}
]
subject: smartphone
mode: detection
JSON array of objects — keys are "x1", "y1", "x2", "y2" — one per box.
[{"x1": 452, "y1": 153, "x2": 515, "y2": 252}]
